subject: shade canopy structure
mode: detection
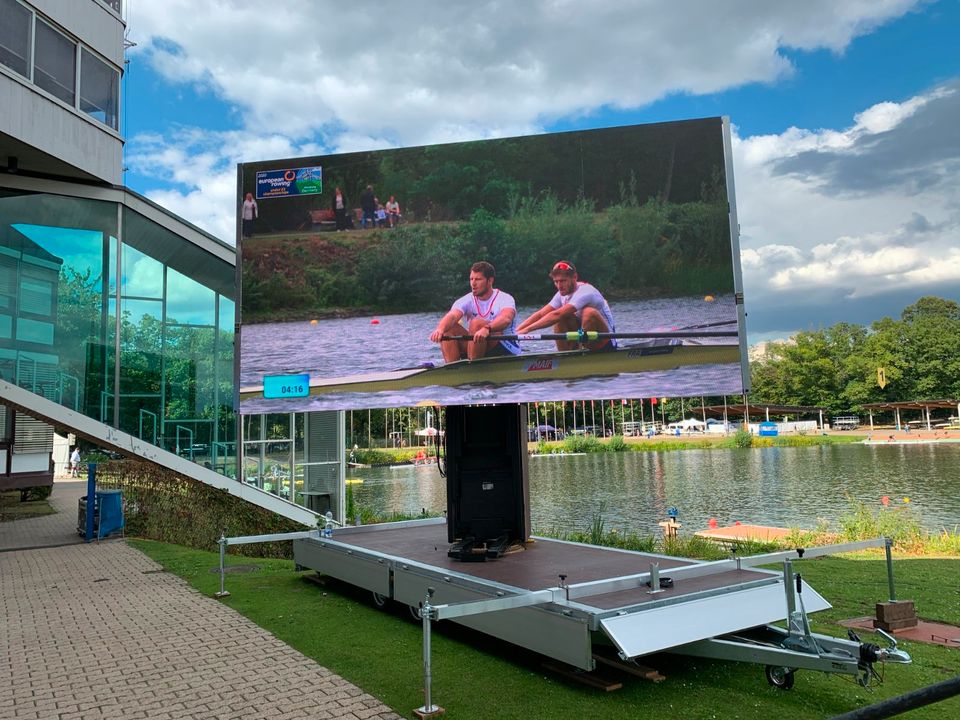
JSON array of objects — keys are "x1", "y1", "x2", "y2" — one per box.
[
  {"x1": 700, "y1": 404, "x2": 826, "y2": 420},
  {"x1": 859, "y1": 399, "x2": 959, "y2": 431},
  {"x1": 415, "y1": 427, "x2": 444, "y2": 437}
]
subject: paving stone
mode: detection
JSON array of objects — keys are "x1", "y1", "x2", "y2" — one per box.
[{"x1": 0, "y1": 482, "x2": 403, "y2": 720}]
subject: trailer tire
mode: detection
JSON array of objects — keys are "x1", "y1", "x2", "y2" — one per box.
[{"x1": 765, "y1": 665, "x2": 795, "y2": 690}]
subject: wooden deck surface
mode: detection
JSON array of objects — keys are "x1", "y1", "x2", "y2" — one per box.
[{"x1": 337, "y1": 523, "x2": 771, "y2": 611}]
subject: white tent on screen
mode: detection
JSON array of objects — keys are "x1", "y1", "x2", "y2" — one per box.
[
  {"x1": 415, "y1": 427, "x2": 444, "y2": 437},
  {"x1": 667, "y1": 418, "x2": 706, "y2": 432}
]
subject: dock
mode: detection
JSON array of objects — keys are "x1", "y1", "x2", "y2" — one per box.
[{"x1": 696, "y1": 524, "x2": 792, "y2": 543}]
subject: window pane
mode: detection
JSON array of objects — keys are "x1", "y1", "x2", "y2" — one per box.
[
  {"x1": 0, "y1": 0, "x2": 31, "y2": 78},
  {"x1": 34, "y1": 20, "x2": 76, "y2": 106},
  {"x1": 167, "y1": 267, "x2": 214, "y2": 326},
  {"x1": 121, "y1": 243, "x2": 163, "y2": 299},
  {"x1": 79, "y1": 48, "x2": 118, "y2": 129},
  {"x1": 0, "y1": 192, "x2": 114, "y2": 417}
]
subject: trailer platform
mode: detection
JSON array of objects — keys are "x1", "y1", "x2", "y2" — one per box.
[{"x1": 294, "y1": 518, "x2": 833, "y2": 670}]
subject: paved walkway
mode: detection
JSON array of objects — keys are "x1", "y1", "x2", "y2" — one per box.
[{"x1": 0, "y1": 482, "x2": 402, "y2": 720}]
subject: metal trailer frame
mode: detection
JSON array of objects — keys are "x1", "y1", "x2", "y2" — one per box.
[{"x1": 293, "y1": 519, "x2": 910, "y2": 714}]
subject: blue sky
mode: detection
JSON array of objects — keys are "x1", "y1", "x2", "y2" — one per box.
[{"x1": 120, "y1": 0, "x2": 960, "y2": 343}]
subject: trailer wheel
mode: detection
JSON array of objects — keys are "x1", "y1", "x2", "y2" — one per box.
[
  {"x1": 371, "y1": 591, "x2": 389, "y2": 609},
  {"x1": 765, "y1": 665, "x2": 795, "y2": 690}
]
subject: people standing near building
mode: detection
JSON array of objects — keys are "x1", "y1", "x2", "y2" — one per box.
[
  {"x1": 360, "y1": 185, "x2": 376, "y2": 229},
  {"x1": 241, "y1": 193, "x2": 258, "y2": 239},
  {"x1": 332, "y1": 187, "x2": 349, "y2": 231}
]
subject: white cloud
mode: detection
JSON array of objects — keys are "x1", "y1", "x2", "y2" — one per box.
[
  {"x1": 733, "y1": 82, "x2": 960, "y2": 319},
  {"x1": 126, "y1": 0, "x2": 922, "y2": 145}
]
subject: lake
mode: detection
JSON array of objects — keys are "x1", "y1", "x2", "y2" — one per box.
[{"x1": 349, "y1": 443, "x2": 960, "y2": 534}]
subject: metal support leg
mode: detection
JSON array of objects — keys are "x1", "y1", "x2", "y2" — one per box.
[
  {"x1": 783, "y1": 560, "x2": 796, "y2": 621},
  {"x1": 414, "y1": 588, "x2": 443, "y2": 718},
  {"x1": 214, "y1": 534, "x2": 230, "y2": 598},
  {"x1": 884, "y1": 537, "x2": 897, "y2": 602},
  {"x1": 647, "y1": 562, "x2": 663, "y2": 594}
]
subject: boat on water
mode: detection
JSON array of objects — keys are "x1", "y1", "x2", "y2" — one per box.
[{"x1": 240, "y1": 339, "x2": 739, "y2": 401}]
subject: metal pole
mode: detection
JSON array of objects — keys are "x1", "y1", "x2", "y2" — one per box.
[
  {"x1": 885, "y1": 537, "x2": 896, "y2": 602},
  {"x1": 85, "y1": 462, "x2": 97, "y2": 542},
  {"x1": 415, "y1": 587, "x2": 443, "y2": 718},
  {"x1": 215, "y1": 534, "x2": 230, "y2": 598}
]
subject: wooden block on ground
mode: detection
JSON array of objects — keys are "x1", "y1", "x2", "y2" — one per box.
[
  {"x1": 413, "y1": 705, "x2": 445, "y2": 719},
  {"x1": 593, "y1": 654, "x2": 666, "y2": 683},
  {"x1": 542, "y1": 661, "x2": 623, "y2": 691}
]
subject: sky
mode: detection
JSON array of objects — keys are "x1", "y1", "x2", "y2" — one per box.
[{"x1": 119, "y1": 0, "x2": 960, "y2": 343}]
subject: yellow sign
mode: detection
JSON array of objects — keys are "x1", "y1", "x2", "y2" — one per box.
[{"x1": 877, "y1": 367, "x2": 887, "y2": 389}]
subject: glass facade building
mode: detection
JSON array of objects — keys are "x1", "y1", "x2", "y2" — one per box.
[{"x1": 0, "y1": 178, "x2": 238, "y2": 476}]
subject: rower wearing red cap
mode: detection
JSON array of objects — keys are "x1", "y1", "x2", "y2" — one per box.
[{"x1": 516, "y1": 261, "x2": 617, "y2": 351}]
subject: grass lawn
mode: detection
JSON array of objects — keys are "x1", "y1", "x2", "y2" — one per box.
[
  {"x1": 0, "y1": 490, "x2": 56, "y2": 522},
  {"x1": 130, "y1": 539, "x2": 959, "y2": 719}
]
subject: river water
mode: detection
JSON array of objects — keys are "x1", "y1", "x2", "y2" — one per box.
[
  {"x1": 240, "y1": 295, "x2": 743, "y2": 412},
  {"x1": 349, "y1": 443, "x2": 960, "y2": 535}
]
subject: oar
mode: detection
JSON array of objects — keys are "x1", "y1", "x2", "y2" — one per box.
[
  {"x1": 441, "y1": 330, "x2": 738, "y2": 342},
  {"x1": 674, "y1": 319, "x2": 738, "y2": 330}
]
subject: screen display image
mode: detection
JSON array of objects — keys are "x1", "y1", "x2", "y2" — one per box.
[{"x1": 237, "y1": 117, "x2": 747, "y2": 413}]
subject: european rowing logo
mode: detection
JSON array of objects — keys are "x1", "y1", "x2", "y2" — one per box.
[{"x1": 524, "y1": 358, "x2": 558, "y2": 372}]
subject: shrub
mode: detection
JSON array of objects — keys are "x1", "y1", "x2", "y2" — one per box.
[
  {"x1": 96, "y1": 460, "x2": 304, "y2": 558},
  {"x1": 605, "y1": 435, "x2": 629, "y2": 452},
  {"x1": 20, "y1": 485, "x2": 53, "y2": 502},
  {"x1": 563, "y1": 434, "x2": 604, "y2": 453},
  {"x1": 838, "y1": 500, "x2": 924, "y2": 551},
  {"x1": 733, "y1": 429, "x2": 753, "y2": 448}
]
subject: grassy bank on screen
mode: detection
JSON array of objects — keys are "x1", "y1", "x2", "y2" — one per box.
[{"x1": 131, "y1": 539, "x2": 959, "y2": 720}]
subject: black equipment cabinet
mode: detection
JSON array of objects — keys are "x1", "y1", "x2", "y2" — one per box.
[{"x1": 445, "y1": 404, "x2": 530, "y2": 547}]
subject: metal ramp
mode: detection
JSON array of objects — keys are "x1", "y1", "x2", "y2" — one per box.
[
  {"x1": 600, "y1": 578, "x2": 830, "y2": 660},
  {"x1": 1, "y1": 378, "x2": 317, "y2": 526}
]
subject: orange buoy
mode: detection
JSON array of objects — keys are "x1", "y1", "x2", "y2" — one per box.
[
  {"x1": 734, "y1": 520, "x2": 741, "y2": 526},
  {"x1": 309, "y1": 319, "x2": 318, "y2": 325},
  {"x1": 704, "y1": 295, "x2": 715, "y2": 302},
  {"x1": 371, "y1": 319, "x2": 380, "y2": 325},
  {"x1": 881, "y1": 495, "x2": 890, "y2": 506},
  {"x1": 708, "y1": 517, "x2": 718, "y2": 528}
]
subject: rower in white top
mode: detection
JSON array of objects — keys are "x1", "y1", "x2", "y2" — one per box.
[
  {"x1": 516, "y1": 260, "x2": 617, "y2": 352},
  {"x1": 429, "y1": 261, "x2": 521, "y2": 362}
]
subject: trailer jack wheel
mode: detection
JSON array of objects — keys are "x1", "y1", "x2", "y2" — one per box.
[{"x1": 765, "y1": 665, "x2": 795, "y2": 690}]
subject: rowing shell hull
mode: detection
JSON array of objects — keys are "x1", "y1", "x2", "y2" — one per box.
[{"x1": 240, "y1": 343, "x2": 739, "y2": 401}]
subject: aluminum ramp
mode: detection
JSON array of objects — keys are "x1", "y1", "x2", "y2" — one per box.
[{"x1": 600, "y1": 578, "x2": 830, "y2": 659}]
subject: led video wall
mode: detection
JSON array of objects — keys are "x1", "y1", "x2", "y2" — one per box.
[{"x1": 237, "y1": 117, "x2": 747, "y2": 413}]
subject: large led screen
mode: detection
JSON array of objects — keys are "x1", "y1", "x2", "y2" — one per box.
[{"x1": 237, "y1": 117, "x2": 747, "y2": 413}]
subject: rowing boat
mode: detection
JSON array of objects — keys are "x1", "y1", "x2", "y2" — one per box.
[{"x1": 239, "y1": 339, "x2": 740, "y2": 402}]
